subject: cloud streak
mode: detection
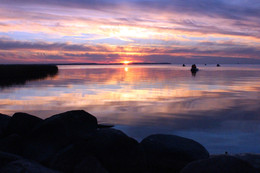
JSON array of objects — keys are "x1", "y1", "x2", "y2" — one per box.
[{"x1": 0, "y1": 0, "x2": 260, "y2": 63}]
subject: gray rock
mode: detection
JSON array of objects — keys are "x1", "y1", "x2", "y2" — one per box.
[
  {"x1": 140, "y1": 134, "x2": 209, "y2": 173},
  {"x1": 0, "y1": 159, "x2": 61, "y2": 173},
  {"x1": 74, "y1": 156, "x2": 108, "y2": 173},
  {"x1": 5, "y1": 112, "x2": 43, "y2": 136},
  {"x1": 22, "y1": 110, "x2": 97, "y2": 163},
  {"x1": 180, "y1": 155, "x2": 258, "y2": 173}
]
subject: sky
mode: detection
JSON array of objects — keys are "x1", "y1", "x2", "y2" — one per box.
[{"x1": 0, "y1": 0, "x2": 260, "y2": 64}]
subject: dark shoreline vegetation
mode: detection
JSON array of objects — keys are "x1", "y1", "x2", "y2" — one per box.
[
  {"x1": 0, "y1": 65, "x2": 58, "y2": 88},
  {"x1": 0, "y1": 110, "x2": 259, "y2": 173}
]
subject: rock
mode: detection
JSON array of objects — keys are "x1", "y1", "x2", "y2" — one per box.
[
  {"x1": 0, "y1": 113, "x2": 10, "y2": 137},
  {"x1": 5, "y1": 112, "x2": 43, "y2": 136},
  {"x1": 233, "y1": 153, "x2": 260, "y2": 172},
  {"x1": 140, "y1": 134, "x2": 209, "y2": 173},
  {"x1": 180, "y1": 155, "x2": 258, "y2": 173},
  {"x1": 49, "y1": 128, "x2": 146, "y2": 173},
  {"x1": 97, "y1": 124, "x2": 114, "y2": 128},
  {"x1": 0, "y1": 159, "x2": 61, "y2": 173},
  {"x1": 74, "y1": 156, "x2": 108, "y2": 173},
  {"x1": 22, "y1": 110, "x2": 98, "y2": 163},
  {"x1": 48, "y1": 144, "x2": 84, "y2": 173},
  {"x1": 44, "y1": 110, "x2": 98, "y2": 138},
  {"x1": 82, "y1": 128, "x2": 146, "y2": 173},
  {"x1": 0, "y1": 151, "x2": 22, "y2": 169},
  {"x1": 0, "y1": 134, "x2": 22, "y2": 155}
]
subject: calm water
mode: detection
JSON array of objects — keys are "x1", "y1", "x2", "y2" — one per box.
[{"x1": 1, "y1": 64, "x2": 260, "y2": 154}]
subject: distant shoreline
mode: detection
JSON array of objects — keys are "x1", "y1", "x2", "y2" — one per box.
[
  {"x1": 2, "y1": 63, "x2": 260, "y2": 65},
  {"x1": 56, "y1": 62, "x2": 172, "y2": 65},
  {"x1": 0, "y1": 65, "x2": 58, "y2": 88}
]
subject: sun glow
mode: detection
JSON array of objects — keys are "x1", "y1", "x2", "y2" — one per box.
[{"x1": 123, "y1": 61, "x2": 132, "y2": 65}]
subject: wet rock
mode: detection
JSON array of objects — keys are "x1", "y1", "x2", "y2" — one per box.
[
  {"x1": 74, "y1": 156, "x2": 108, "y2": 173},
  {"x1": 140, "y1": 134, "x2": 209, "y2": 173},
  {"x1": 180, "y1": 155, "x2": 258, "y2": 173},
  {"x1": 0, "y1": 113, "x2": 10, "y2": 137},
  {"x1": 233, "y1": 153, "x2": 260, "y2": 172},
  {"x1": 0, "y1": 159, "x2": 61, "y2": 173},
  {"x1": 5, "y1": 112, "x2": 43, "y2": 136},
  {"x1": 49, "y1": 128, "x2": 146, "y2": 173},
  {"x1": 22, "y1": 110, "x2": 97, "y2": 163},
  {"x1": 0, "y1": 151, "x2": 22, "y2": 169}
]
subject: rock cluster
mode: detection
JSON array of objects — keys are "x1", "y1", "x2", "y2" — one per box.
[{"x1": 0, "y1": 110, "x2": 259, "y2": 173}]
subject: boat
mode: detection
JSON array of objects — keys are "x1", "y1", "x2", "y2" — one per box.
[{"x1": 191, "y1": 64, "x2": 199, "y2": 72}]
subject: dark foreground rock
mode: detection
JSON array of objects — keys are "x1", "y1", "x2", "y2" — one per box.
[
  {"x1": 140, "y1": 134, "x2": 209, "y2": 173},
  {"x1": 0, "y1": 110, "x2": 258, "y2": 173},
  {"x1": 5, "y1": 112, "x2": 43, "y2": 136},
  {"x1": 0, "y1": 159, "x2": 61, "y2": 173},
  {"x1": 0, "y1": 134, "x2": 22, "y2": 154},
  {"x1": 22, "y1": 110, "x2": 98, "y2": 163},
  {"x1": 233, "y1": 153, "x2": 260, "y2": 172},
  {"x1": 49, "y1": 128, "x2": 146, "y2": 173},
  {"x1": 74, "y1": 156, "x2": 108, "y2": 173},
  {"x1": 180, "y1": 155, "x2": 258, "y2": 173},
  {"x1": 0, "y1": 113, "x2": 10, "y2": 137},
  {"x1": 0, "y1": 151, "x2": 22, "y2": 168}
]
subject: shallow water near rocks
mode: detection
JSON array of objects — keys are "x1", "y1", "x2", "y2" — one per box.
[{"x1": 1, "y1": 64, "x2": 260, "y2": 154}]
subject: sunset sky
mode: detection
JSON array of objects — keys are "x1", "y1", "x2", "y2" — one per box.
[{"x1": 1, "y1": 0, "x2": 260, "y2": 64}]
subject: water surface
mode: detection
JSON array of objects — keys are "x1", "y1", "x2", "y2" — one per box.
[{"x1": 1, "y1": 64, "x2": 260, "y2": 154}]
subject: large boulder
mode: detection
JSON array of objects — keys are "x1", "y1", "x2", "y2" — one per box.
[
  {"x1": 140, "y1": 134, "x2": 209, "y2": 173},
  {"x1": 5, "y1": 112, "x2": 43, "y2": 136},
  {"x1": 0, "y1": 159, "x2": 61, "y2": 173},
  {"x1": 0, "y1": 134, "x2": 22, "y2": 154},
  {"x1": 0, "y1": 151, "x2": 22, "y2": 169},
  {"x1": 0, "y1": 113, "x2": 10, "y2": 137},
  {"x1": 22, "y1": 110, "x2": 98, "y2": 163},
  {"x1": 233, "y1": 153, "x2": 260, "y2": 172},
  {"x1": 49, "y1": 128, "x2": 146, "y2": 173},
  {"x1": 74, "y1": 156, "x2": 108, "y2": 173},
  {"x1": 180, "y1": 155, "x2": 258, "y2": 173}
]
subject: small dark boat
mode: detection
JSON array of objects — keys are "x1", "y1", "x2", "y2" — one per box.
[
  {"x1": 183, "y1": 64, "x2": 186, "y2": 67},
  {"x1": 191, "y1": 64, "x2": 199, "y2": 72},
  {"x1": 217, "y1": 64, "x2": 220, "y2": 67}
]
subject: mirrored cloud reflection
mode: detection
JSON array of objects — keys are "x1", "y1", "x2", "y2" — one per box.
[{"x1": 0, "y1": 65, "x2": 260, "y2": 154}]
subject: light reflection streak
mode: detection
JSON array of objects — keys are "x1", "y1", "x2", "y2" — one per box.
[{"x1": 0, "y1": 65, "x2": 260, "y2": 153}]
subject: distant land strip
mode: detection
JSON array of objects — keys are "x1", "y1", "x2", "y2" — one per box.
[
  {"x1": 55, "y1": 62, "x2": 172, "y2": 65},
  {"x1": 0, "y1": 64, "x2": 58, "y2": 88}
]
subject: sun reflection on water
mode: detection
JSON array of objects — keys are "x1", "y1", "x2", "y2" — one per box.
[{"x1": 1, "y1": 65, "x2": 260, "y2": 154}]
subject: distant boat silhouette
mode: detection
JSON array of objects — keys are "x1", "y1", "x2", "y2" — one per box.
[
  {"x1": 217, "y1": 64, "x2": 220, "y2": 67},
  {"x1": 191, "y1": 64, "x2": 199, "y2": 72},
  {"x1": 183, "y1": 64, "x2": 186, "y2": 67}
]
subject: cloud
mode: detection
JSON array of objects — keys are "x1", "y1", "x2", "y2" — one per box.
[{"x1": 0, "y1": 0, "x2": 260, "y2": 63}]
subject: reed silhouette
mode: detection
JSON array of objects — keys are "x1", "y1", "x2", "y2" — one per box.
[{"x1": 0, "y1": 65, "x2": 58, "y2": 88}]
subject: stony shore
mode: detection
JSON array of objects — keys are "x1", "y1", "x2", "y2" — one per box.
[{"x1": 0, "y1": 110, "x2": 259, "y2": 173}]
